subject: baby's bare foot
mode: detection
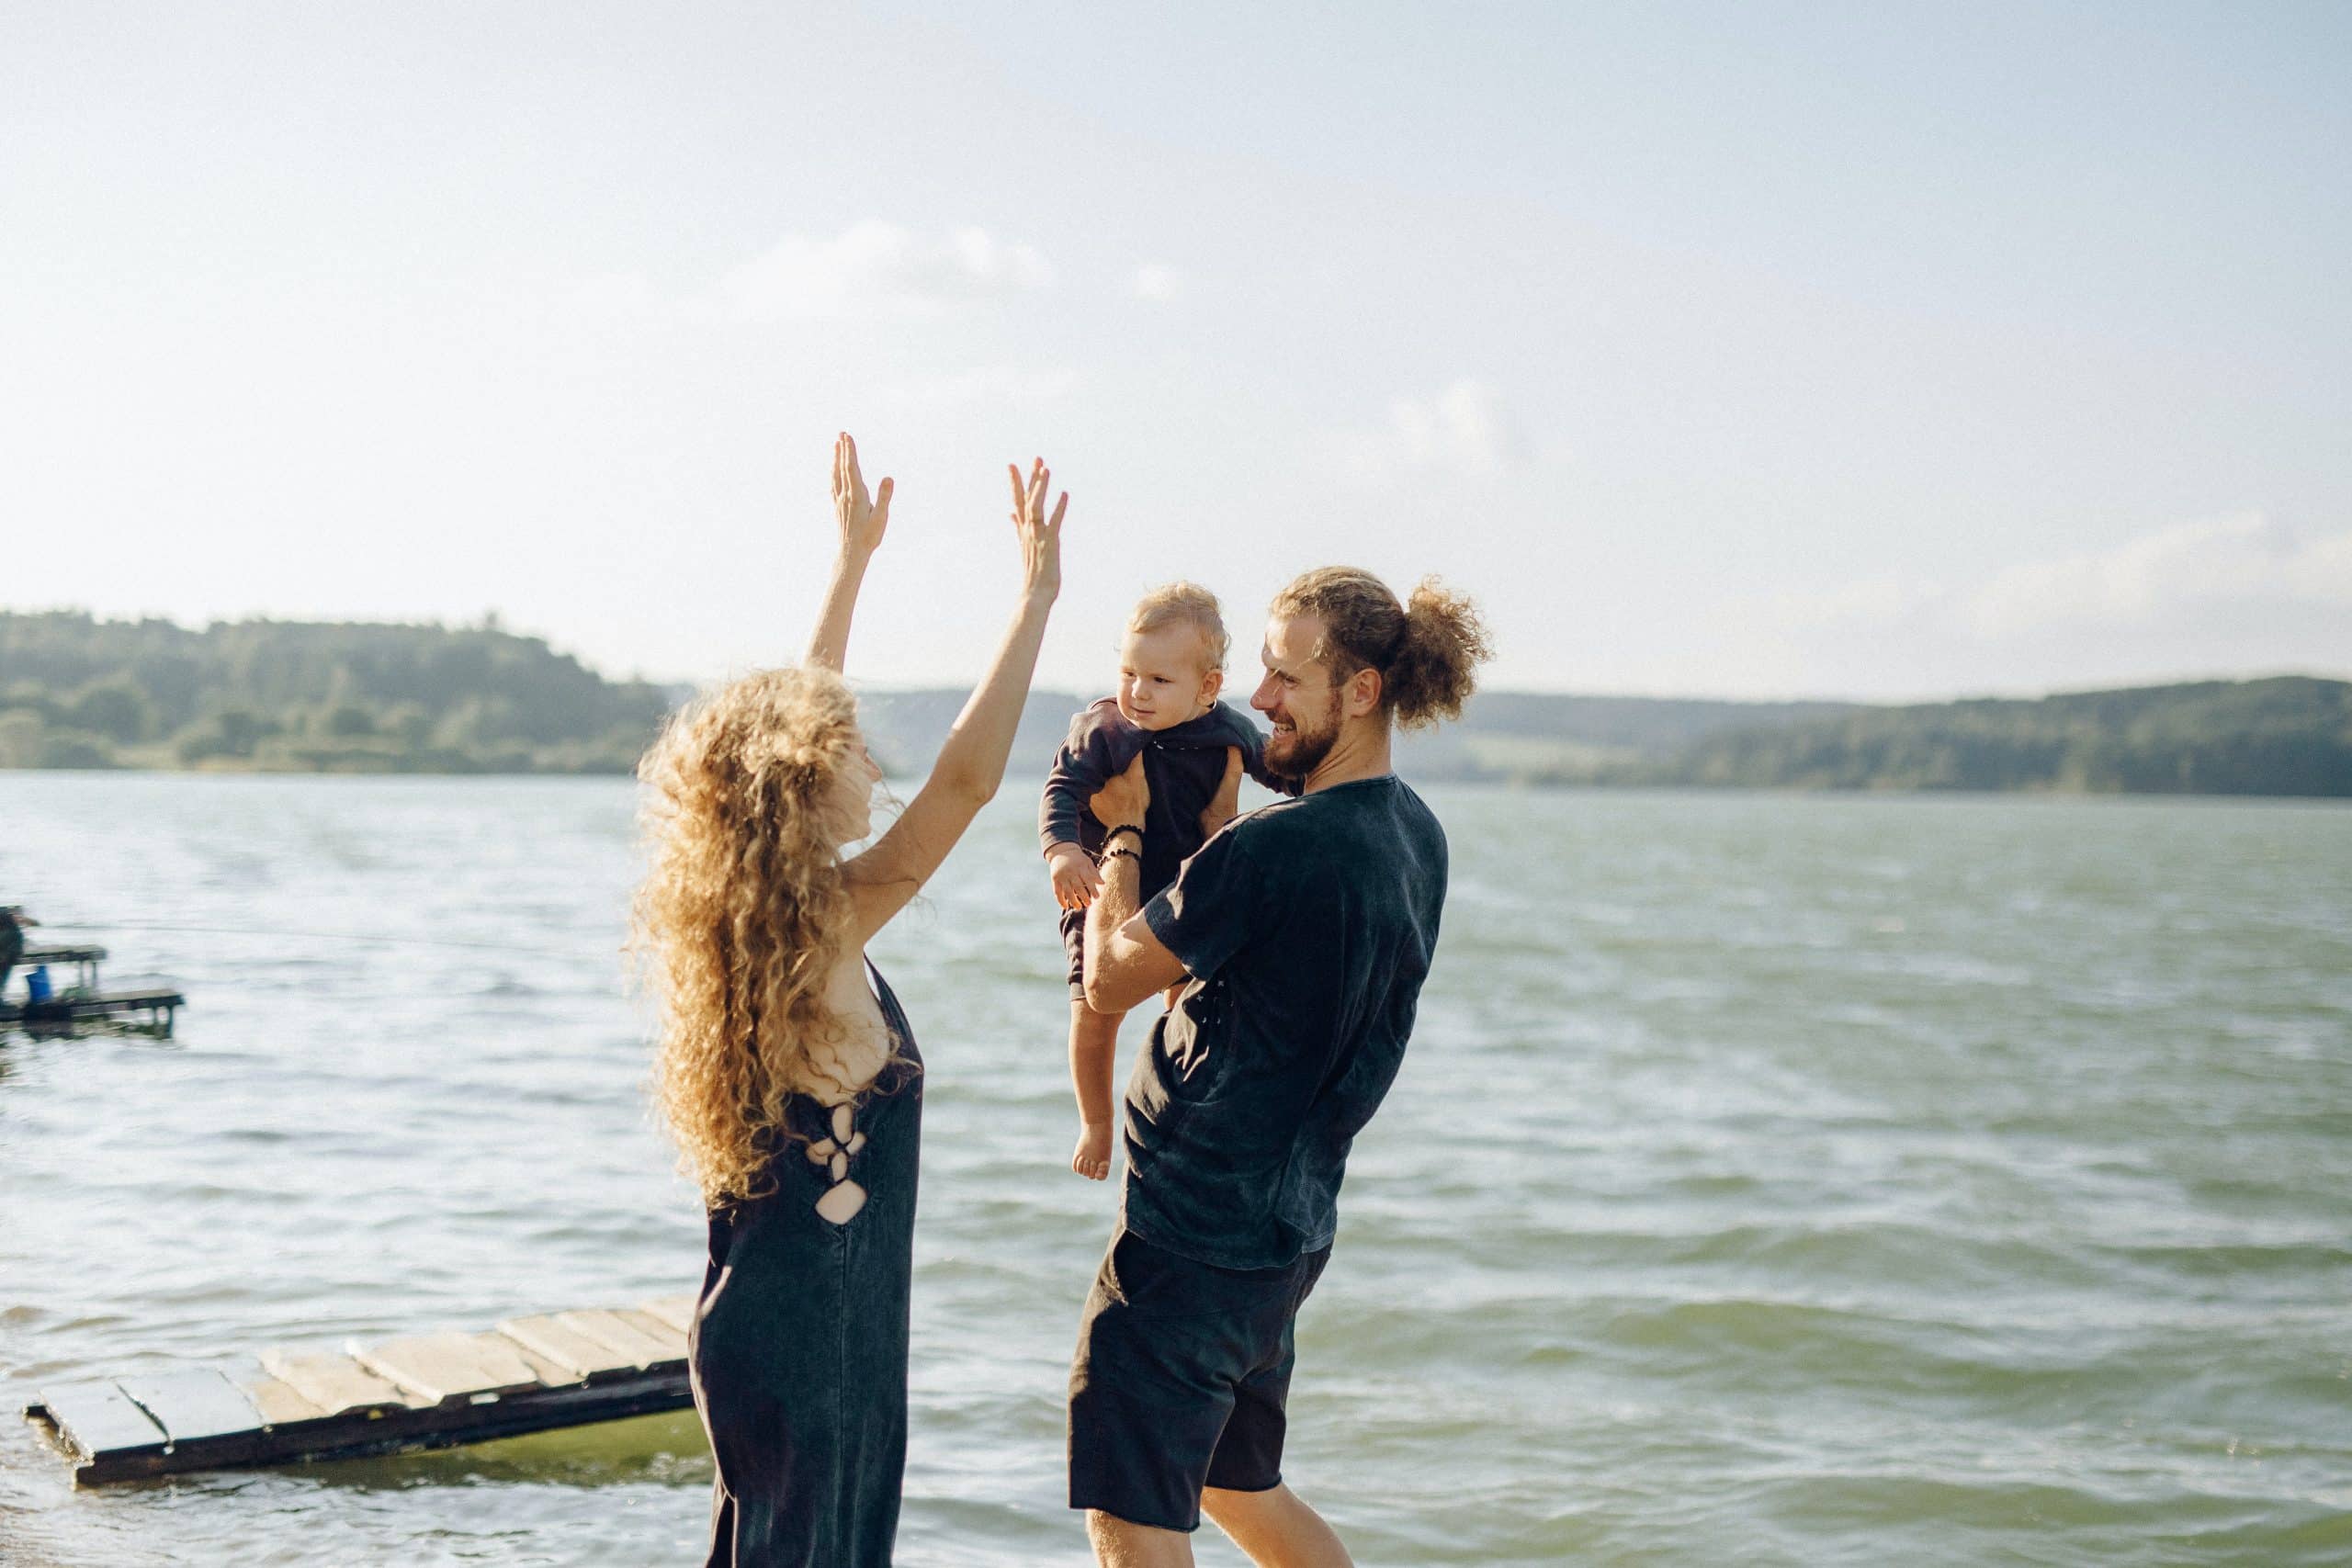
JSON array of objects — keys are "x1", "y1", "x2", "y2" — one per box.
[{"x1": 1070, "y1": 1122, "x2": 1112, "y2": 1181}]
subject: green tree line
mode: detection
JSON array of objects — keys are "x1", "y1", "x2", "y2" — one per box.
[
  {"x1": 1590, "y1": 677, "x2": 2352, "y2": 797},
  {"x1": 0, "y1": 611, "x2": 673, "y2": 773},
  {"x1": 6, "y1": 611, "x2": 2345, "y2": 795}
]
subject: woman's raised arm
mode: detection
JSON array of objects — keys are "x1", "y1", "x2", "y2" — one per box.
[
  {"x1": 805, "y1": 432, "x2": 894, "y2": 673},
  {"x1": 842, "y1": 458, "x2": 1065, "y2": 941}
]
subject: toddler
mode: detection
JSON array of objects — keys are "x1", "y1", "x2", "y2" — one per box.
[{"x1": 1039, "y1": 583, "x2": 1294, "y2": 1179}]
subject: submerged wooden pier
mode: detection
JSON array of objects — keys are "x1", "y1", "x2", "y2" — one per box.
[{"x1": 22, "y1": 1296, "x2": 697, "y2": 1485}]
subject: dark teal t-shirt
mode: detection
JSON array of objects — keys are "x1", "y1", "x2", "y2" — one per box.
[{"x1": 1125, "y1": 774, "x2": 1448, "y2": 1269}]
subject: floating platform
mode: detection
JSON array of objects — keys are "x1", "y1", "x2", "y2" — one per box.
[
  {"x1": 22, "y1": 1295, "x2": 698, "y2": 1485},
  {"x1": 0, "y1": 986, "x2": 185, "y2": 1037},
  {"x1": 4, "y1": 943, "x2": 184, "y2": 1037}
]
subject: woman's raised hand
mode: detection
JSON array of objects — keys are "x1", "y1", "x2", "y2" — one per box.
[
  {"x1": 832, "y1": 432, "x2": 892, "y2": 558},
  {"x1": 1007, "y1": 457, "x2": 1067, "y2": 602}
]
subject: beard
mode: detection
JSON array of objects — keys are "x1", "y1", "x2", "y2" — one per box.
[{"x1": 1263, "y1": 701, "x2": 1340, "y2": 783}]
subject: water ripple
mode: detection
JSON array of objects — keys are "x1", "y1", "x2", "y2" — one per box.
[{"x1": 1, "y1": 778, "x2": 2346, "y2": 1565}]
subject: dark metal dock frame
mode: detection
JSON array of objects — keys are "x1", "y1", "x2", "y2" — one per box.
[{"x1": 22, "y1": 1297, "x2": 698, "y2": 1485}]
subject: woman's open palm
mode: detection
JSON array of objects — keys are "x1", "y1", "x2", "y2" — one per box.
[
  {"x1": 1007, "y1": 457, "x2": 1067, "y2": 600},
  {"x1": 833, "y1": 432, "x2": 892, "y2": 557}
]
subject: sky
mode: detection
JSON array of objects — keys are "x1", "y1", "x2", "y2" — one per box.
[{"x1": 3, "y1": 0, "x2": 2347, "y2": 700}]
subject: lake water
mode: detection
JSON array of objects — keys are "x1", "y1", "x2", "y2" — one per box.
[{"x1": 1, "y1": 774, "x2": 2347, "y2": 1566}]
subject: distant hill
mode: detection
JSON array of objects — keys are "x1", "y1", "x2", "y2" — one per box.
[
  {"x1": 1609, "y1": 676, "x2": 2352, "y2": 797},
  {"x1": 0, "y1": 610, "x2": 670, "y2": 773},
  {"x1": 5, "y1": 611, "x2": 2344, "y2": 796},
  {"x1": 851, "y1": 688, "x2": 1865, "y2": 787},
  {"x1": 857, "y1": 679, "x2": 2352, "y2": 797}
]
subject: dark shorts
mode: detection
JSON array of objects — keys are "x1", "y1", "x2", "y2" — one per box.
[
  {"x1": 1068, "y1": 1228, "x2": 1333, "y2": 1532},
  {"x1": 1057, "y1": 906, "x2": 1089, "y2": 1000}
]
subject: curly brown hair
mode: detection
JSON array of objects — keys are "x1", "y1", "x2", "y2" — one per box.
[
  {"x1": 632, "y1": 665, "x2": 876, "y2": 1205},
  {"x1": 1269, "y1": 567, "x2": 1492, "y2": 729}
]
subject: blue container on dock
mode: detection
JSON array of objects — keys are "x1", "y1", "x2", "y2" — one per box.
[{"x1": 25, "y1": 964, "x2": 52, "y2": 1004}]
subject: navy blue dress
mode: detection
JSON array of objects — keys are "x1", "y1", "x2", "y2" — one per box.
[{"x1": 689, "y1": 962, "x2": 923, "y2": 1568}]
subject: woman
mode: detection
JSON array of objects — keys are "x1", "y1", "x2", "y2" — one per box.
[{"x1": 634, "y1": 434, "x2": 1066, "y2": 1566}]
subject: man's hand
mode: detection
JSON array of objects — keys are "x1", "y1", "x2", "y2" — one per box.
[
  {"x1": 1089, "y1": 753, "x2": 1149, "y2": 833},
  {"x1": 1198, "y1": 746, "x2": 1243, "y2": 840},
  {"x1": 832, "y1": 432, "x2": 892, "y2": 558},
  {"x1": 1047, "y1": 842, "x2": 1102, "y2": 910}
]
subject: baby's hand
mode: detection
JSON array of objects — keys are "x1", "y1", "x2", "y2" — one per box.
[
  {"x1": 1071, "y1": 1122, "x2": 1113, "y2": 1181},
  {"x1": 1047, "y1": 843, "x2": 1102, "y2": 910}
]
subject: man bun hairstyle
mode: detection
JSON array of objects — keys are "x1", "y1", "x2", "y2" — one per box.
[
  {"x1": 1270, "y1": 567, "x2": 1491, "y2": 730},
  {"x1": 1128, "y1": 581, "x2": 1230, "y2": 671}
]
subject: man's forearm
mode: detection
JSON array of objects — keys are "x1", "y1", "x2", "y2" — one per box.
[
  {"x1": 1081, "y1": 846, "x2": 1138, "y2": 959},
  {"x1": 1083, "y1": 834, "x2": 1144, "y2": 987}
]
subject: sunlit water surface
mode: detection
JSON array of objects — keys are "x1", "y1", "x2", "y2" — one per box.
[{"x1": 1, "y1": 775, "x2": 2347, "y2": 1566}]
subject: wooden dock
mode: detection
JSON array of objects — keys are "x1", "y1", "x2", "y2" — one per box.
[
  {"x1": 1, "y1": 986, "x2": 186, "y2": 1036},
  {"x1": 21, "y1": 1296, "x2": 698, "y2": 1485},
  {"x1": 4, "y1": 943, "x2": 185, "y2": 1037}
]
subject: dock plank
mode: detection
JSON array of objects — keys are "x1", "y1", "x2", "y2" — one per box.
[
  {"x1": 610, "y1": 1307, "x2": 688, "y2": 1360},
  {"x1": 555, "y1": 1308, "x2": 684, "y2": 1369},
  {"x1": 24, "y1": 943, "x2": 106, "y2": 964},
  {"x1": 241, "y1": 1376, "x2": 326, "y2": 1427},
  {"x1": 499, "y1": 1339, "x2": 589, "y2": 1388},
  {"x1": 356, "y1": 1332, "x2": 542, "y2": 1405},
  {"x1": 257, "y1": 1350, "x2": 424, "y2": 1416},
  {"x1": 119, "y1": 1371, "x2": 262, "y2": 1443},
  {"x1": 496, "y1": 1314, "x2": 645, "y2": 1382},
  {"x1": 638, "y1": 1294, "x2": 698, "y2": 1335},
  {"x1": 35, "y1": 1380, "x2": 165, "y2": 1458}
]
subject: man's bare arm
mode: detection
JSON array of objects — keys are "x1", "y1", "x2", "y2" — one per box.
[{"x1": 1082, "y1": 755, "x2": 1189, "y2": 1013}]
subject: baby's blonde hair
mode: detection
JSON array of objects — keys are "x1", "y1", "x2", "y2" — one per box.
[{"x1": 1127, "y1": 581, "x2": 1229, "y2": 672}]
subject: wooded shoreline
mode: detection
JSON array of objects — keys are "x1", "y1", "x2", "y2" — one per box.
[{"x1": 5, "y1": 612, "x2": 2347, "y2": 796}]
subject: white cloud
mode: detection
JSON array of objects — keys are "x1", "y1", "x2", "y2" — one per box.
[
  {"x1": 1330, "y1": 378, "x2": 1528, "y2": 481},
  {"x1": 1962, "y1": 513, "x2": 2352, "y2": 637},
  {"x1": 1390, "y1": 380, "x2": 1524, "y2": 474},
  {"x1": 1133, "y1": 264, "x2": 1184, "y2": 302},
  {"x1": 715, "y1": 220, "x2": 1052, "y2": 321},
  {"x1": 1764, "y1": 513, "x2": 2352, "y2": 695},
  {"x1": 558, "y1": 221, "x2": 1054, "y2": 326},
  {"x1": 1781, "y1": 514, "x2": 2352, "y2": 639}
]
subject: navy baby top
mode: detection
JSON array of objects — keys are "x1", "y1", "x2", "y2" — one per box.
[{"x1": 1038, "y1": 698, "x2": 1294, "y2": 896}]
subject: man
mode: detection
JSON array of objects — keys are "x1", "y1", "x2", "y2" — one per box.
[
  {"x1": 0, "y1": 906, "x2": 32, "y2": 1004},
  {"x1": 1072, "y1": 567, "x2": 1490, "y2": 1567}
]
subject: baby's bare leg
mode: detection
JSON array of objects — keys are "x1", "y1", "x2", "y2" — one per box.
[{"x1": 1069, "y1": 998, "x2": 1125, "y2": 1180}]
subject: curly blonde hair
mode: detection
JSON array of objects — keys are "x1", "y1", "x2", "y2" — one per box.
[
  {"x1": 1128, "y1": 581, "x2": 1230, "y2": 671},
  {"x1": 632, "y1": 665, "x2": 875, "y2": 1205}
]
